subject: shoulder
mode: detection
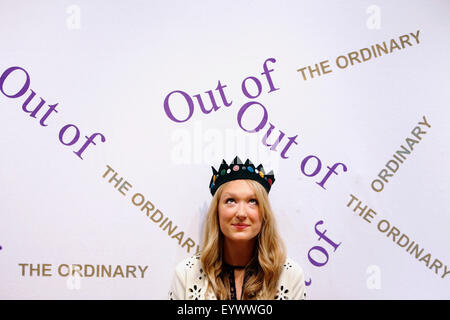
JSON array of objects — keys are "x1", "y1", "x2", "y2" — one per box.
[
  {"x1": 282, "y1": 257, "x2": 305, "y2": 275},
  {"x1": 280, "y1": 257, "x2": 305, "y2": 284},
  {"x1": 175, "y1": 252, "x2": 203, "y2": 276},
  {"x1": 276, "y1": 257, "x2": 307, "y2": 300},
  {"x1": 171, "y1": 252, "x2": 213, "y2": 300}
]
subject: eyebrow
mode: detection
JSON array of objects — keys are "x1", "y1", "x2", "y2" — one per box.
[{"x1": 222, "y1": 192, "x2": 256, "y2": 198}]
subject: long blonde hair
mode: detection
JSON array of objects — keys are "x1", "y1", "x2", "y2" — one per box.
[{"x1": 200, "y1": 179, "x2": 286, "y2": 300}]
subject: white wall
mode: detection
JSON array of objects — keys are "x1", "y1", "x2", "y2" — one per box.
[{"x1": 1, "y1": 0, "x2": 449, "y2": 299}]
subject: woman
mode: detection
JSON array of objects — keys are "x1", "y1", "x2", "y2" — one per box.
[{"x1": 169, "y1": 156, "x2": 306, "y2": 300}]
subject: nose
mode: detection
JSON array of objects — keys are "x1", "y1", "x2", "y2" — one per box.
[{"x1": 235, "y1": 203, "x2": 247, "y2": 219}]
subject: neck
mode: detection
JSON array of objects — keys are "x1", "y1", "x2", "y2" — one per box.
[{"x1": 223, "y1": 238, "x2": 256, "y2": 267}]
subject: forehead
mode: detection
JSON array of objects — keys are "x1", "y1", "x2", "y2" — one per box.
[{"x1": 220, "y1": 180, "x2": 256, "y2": 198}]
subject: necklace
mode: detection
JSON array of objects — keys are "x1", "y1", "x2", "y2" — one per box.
[
  {"x1": 224, "y1": 263, "x2": 246, "y2": 270},
  {"x1": 222, "y1": 262, "x2": 253, "y2": 300}
]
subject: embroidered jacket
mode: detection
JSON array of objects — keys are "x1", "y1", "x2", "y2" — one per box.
[{"x1": 168, "y1": 253, "x2": 307, "y2": 300}]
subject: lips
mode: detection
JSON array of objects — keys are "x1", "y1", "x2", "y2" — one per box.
[{"x1": 232, "y1": 223, "x2": 249, "y2": 230}]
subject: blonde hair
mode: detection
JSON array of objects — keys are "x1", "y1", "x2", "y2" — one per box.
[{"x1": 200, "y1": 179, "x2": 286, "y2": 300}]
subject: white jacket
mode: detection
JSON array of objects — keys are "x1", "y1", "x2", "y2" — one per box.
[{"x1": 168, "y1": 253, "x2": 307, "y2": 300}]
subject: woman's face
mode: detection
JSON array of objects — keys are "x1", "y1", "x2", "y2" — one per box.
[{"x1": 218, "y1": 180, "x2": 263, "y2": 243}]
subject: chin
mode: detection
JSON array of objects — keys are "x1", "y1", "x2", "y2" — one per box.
[{"x1": 229, "y1": 233, "x2": 257, "y2": 242}]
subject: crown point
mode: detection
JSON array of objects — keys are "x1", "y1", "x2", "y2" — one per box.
[
  {"x1": 256, "y1": 164, "x2": 265, "y2": 174},
  {"x1": 244, "y1": 159, "x2": 254, "y2": 167},
  {"x1": 232, "y1": 156, "x2": 243, "y2": 165}
]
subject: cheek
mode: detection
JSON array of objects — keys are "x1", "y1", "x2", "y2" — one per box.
[
  {"x1": 249, "y1": 210, "x2": 263, "y2": 228},
  {"x1": 218, "y1": 207, "x2": 233, "y2": 228}
]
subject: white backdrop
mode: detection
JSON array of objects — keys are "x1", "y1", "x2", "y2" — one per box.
[{"x1": 1, "y1": 0, "x2": 449, "y2": 299}]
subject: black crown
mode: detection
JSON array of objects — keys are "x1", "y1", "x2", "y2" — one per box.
[{"x1": 209, "y1": 156, "x2": 275, "y2": 196}]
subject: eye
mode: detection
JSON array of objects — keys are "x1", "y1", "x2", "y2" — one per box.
[
  {"x1": 225, "y1": 198, "x2": 235, "y2": 204},
  {"x1": 249, "y1": 198, "x2": 258, "y2": 204}
]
